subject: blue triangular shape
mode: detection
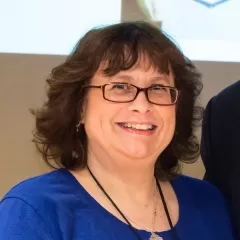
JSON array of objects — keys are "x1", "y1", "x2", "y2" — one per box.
[{"x1": 193, "y1": 0, "x2": 229, "y2": 8}]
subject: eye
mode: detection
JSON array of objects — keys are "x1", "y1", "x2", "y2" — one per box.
[
  {"x1": 112, "y1": 83, "x2": 127, "y2": 89},
  {"x1": 110, "y1": 83, "x2": 132, "y2": 91},
  {"x1": 150, "y1": 85, "x2": 167, "y2": 91}
]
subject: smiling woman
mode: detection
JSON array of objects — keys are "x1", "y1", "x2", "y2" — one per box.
[
  {"x1": 0, "y1": 22, "x2": 236, "y2": 240},
  {"x1": 33, "y1": 22, "x2": 202, "y2": 180}
]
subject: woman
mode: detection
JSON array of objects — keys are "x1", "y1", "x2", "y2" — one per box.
[{"x1": 0, "y1": 22, "x2": 235, "y2": 240}]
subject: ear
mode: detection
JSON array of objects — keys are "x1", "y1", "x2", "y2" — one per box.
[
  {"x1": 80, "y1": 111, "x2": 85, "y2": 124},
  {"x1": 80, "y1": 99, "x2": 87, "y2": 124}
]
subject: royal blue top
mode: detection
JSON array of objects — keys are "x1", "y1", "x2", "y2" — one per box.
[{"x1": 0, "y1": 169, "x2": 235, "y2": 240}]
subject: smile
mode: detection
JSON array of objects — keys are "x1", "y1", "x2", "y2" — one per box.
[{"x1": 118, "y1": 123, "x2": 156, "y2": 130}]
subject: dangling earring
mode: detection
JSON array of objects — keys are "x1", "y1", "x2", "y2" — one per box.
[
  {"x1": 72, "y1": 150, "x2": 79, "y2": 159},
  {"x1": 76, "y1": 122, "x2": 81, "y2": 132}
]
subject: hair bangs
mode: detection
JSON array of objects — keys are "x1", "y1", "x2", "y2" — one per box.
[{"x1": 97, "y1": 33, "x2": 179, "y2": 77}]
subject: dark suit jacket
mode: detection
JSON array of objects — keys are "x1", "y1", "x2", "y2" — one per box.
[{"x1": 201, "y1": 80, "x2": 240, "y2": 239}]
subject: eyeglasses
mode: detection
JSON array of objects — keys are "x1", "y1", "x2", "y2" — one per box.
[{"x1": 82, "y1": 82, "x2": 179, "y2": 106}]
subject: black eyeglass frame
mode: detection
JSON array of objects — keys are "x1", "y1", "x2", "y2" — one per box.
[{"x1": 82, "y1": 82, "x2": 180, "y2": 106}]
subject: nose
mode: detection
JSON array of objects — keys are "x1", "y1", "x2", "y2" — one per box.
[{"x1": 128, "y1": 91, "x2": 151, "y2": 114}]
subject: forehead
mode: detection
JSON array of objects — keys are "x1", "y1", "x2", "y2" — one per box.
[{"x1": 92, "y1": 59, "x2": 174, "y2": 85}]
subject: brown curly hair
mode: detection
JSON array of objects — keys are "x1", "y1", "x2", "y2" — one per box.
[{"x1": 32, "y1": 21, "x2": 203, "y2": 180}]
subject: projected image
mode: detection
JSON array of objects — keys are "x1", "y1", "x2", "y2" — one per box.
[
  {"x1": 135, "y1": 0, "x2": 162, "y2": 28},
  {"x1": 0, "y1": 0, "x2": 121, "y2": 56},
  {"x1": 121, "y1": 0, "x2": 163, "y2": 28},
  {"x1": 1, "y1": 0, "x2": 240, "y2": 62},
  {"x1": 122, "y1": 0, "x2": 240, "y2": 62},
  {"x1": 194, "y1": 0, "x2": 229, "y2": 8}
]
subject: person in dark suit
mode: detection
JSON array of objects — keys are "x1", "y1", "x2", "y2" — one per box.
[{"x1": 201, "y1": 80, "x2": 240, "y2": 239}]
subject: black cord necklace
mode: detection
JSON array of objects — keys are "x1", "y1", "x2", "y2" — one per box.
[{"x1": 87, "y1": 166, "x2": 179, "y2": 240}]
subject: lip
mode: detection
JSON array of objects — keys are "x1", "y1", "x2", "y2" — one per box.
[
  {"x1": 116, "y1": 122, "x2": 157, "y2": 136},
  {"x1": 117, "y1": 121, "x2": 157, "y2": 126}
]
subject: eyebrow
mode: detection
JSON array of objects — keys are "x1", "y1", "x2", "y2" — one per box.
[{"x1": 114, "y1": 75, "x2": 170, "y2": 85}]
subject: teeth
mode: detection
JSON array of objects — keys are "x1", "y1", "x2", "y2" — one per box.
[{"x1": 123, "y1": 123, "x2": 154, "y2": 130}]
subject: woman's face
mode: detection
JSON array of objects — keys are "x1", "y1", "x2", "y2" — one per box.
[{"x1": 82, "y1": 62, "x2": 176, "y2": 164}]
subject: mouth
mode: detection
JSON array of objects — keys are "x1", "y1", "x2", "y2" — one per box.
[{"x1": 117, "y1": 123, "x2": 157, "y2": 132}]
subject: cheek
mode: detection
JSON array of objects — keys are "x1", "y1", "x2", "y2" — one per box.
[
  {"x1": 83, "y1": 95, "x2": 118, "y2": 134},
  {"x1": 84, "y1": 107, "x2": 105, "y2": 143},
  {"x1": 161, "y1": 107, "x2": 176, "y2": 132},
  {"x1": 82, "y1": 92, "x2": 103, "y2": 133}
]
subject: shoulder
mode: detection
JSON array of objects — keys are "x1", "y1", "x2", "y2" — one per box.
[
  {"x1": 2, "y1": 169, "x2": 72, "y2": 201},
  {"x1": 217, "y1": 80, "x2": 240, "y2": 99},
  {"x1": 0, "y1": 169, "x2": 75, "y2": 239},
  {"x1": 0, "y1": 169, "x2": 98, "y2": 239},
  {"x1": 1, "y1": 169, "x2": 87, "y2": 214},
  {"x1": 211, "y1": 80, "x2": 240, "y2": 111},
  {"x1": 172, "y1": 175, "x2": 236, "y2": 238},
  {"x1": 172, "y1": 175, "x2": 232, "y2": 221},
  {"x1": 172, "y1": 174, "x2": 226, "y2": 204}
]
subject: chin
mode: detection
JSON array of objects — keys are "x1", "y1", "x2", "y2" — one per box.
[
  {"x1": 111, "y1": 138, "x2": 165, "y2": 161},
  {"x1": 120, "y1": 146, "x2": 158, "y2": 161}
]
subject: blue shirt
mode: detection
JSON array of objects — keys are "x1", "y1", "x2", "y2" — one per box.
[{"x1": 0, "y1": 169, "x2": 235, "y2": 240}]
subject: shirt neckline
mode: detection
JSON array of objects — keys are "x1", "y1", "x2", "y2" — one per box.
[{"x1": 59, "y1": 168, "x2": 184, "y2": 237}]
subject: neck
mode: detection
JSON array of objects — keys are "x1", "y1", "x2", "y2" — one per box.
[{"x1": 86, "y1": 147, "x2": 156, "y2": 203}]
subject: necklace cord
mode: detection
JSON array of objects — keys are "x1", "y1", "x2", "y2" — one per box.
[
  {"x1": 155, "y1": 176, "x2": 179, "y2": 240},
  {"x1": 87, "y1": 166, "x2": 142, "y2": 240},
  {"x1": 87, "y1": 166, "x2": 179, "y2": 240}
]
